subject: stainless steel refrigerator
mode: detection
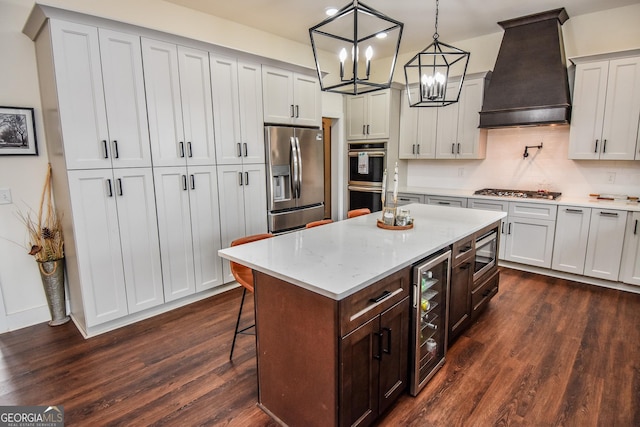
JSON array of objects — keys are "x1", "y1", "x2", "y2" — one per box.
[{"x1": 265, "y1": 126, "x2": 325, "y2": 233}]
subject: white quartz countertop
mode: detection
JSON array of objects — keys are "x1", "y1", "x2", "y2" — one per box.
[
  {"x1": 218, "y1": 204, "x2": 506, "y2": 300},
  {"x1": 399, "y1": 186, "x2": 640, "y2": 212}
]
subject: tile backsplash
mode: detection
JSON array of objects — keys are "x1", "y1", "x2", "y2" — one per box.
[{"x1": 406, "y1": 125, "x2": 640, "y2": 198}]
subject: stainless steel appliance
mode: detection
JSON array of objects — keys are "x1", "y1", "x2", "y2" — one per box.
[
  {"x1": 409, "y1": 249, "x2": 451, "y2": 396},
  {"x1": 474, "y1": 188, "x2": 561, "y2": 200},
  {"x1": 348, "y1": 142, "x2": 385, "y2": 212},
  {"x1": 474, "y1": 229, "x2": 497, "y2": 282},
  {"x1": 265, "y1": 126, "x2": 325, "y2": 233}
]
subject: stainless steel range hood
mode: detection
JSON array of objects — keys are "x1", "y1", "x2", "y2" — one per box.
[{"x1": 479, "y1": 8, "x2": 571, "y2": 128}]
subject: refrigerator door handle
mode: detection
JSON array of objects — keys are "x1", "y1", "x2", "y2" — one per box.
[
  {"x1": 290, "y1": 137, "x2": 299, "y2": 198},
  {"x1": 295, "y1": 136, "x2": 302, "y2": 197}
]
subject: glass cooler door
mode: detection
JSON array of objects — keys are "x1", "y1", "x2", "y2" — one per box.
[{"x1": 410, "y1": 249, "x2": 451, "y2": 396}]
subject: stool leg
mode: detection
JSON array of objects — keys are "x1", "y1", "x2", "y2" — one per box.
[{"x1": 230, "y1": 287, "x2": 247, "y2": 360}]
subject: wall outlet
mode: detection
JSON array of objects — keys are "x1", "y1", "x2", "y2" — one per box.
[
  {"x1": 0, "y1": 188, "x2": 12, "y2": 204},
  {"x1": 606, "y1": 172, "x2": 616, "y2": 184}
]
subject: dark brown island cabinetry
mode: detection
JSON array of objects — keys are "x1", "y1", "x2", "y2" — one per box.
[
  {"x1": 448, "y1": 222, "x2": 501, "y2": 347},
  {"x1": 253, "y1": 267, "x2": 410, "y2": 427}
]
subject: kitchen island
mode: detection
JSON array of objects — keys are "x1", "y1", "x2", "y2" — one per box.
[{"x1": 218, "y1": 204, "x2": 505, "y2": 426}]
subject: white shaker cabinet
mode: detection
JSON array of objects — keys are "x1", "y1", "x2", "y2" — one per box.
[
  {"x1": 502, "y1": 202, "x2": 557, "y2": 268},
  {"x1": 584, "y1": 209, "x2": 627, "y2": 281},
  {"x1": 569, "y1": 54, "x2": 640, "y2": 160},
  {"x1": 210, "y1": 56, "x2": 265, "y2": 165},
  {"x1": 153, "y1": 166, "x2": 224, "y2": 301},
  {"x1": 346, "y1": 90, "x2": 390, "y2": 140},
  {"x1": 142, "y1": 39, "x2": 216, "y2": 167},
  {"x1": 552, "y1": 206, "x2": 592, "y2": 274},
  {"x1": 398, "y1": 87, "x2": 436, "y2": 159},
  {"x1": 262, "y1": 65, "x2": 321, "y2": 127},
  {"x1": 435, "y1": 77, "x2": 487, "y2": 159},
  {"x1": 50, "y1": 21, "x2": 151, "y2": 170},
  {"x1": 67, "y1": 169, "x2": 164, "y2": 326},
  {"x1": 217, "y1": 164, "x2": 268, "y2": 281},
  {"x1": 620, "y1": 212, "x2": 640, "y2": 286}
]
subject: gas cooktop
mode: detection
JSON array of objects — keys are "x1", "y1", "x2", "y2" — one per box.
[{"x1": 474, "y1": 188, "x2": 561, "y2": 200}]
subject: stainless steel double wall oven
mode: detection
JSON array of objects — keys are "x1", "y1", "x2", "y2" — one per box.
[{"x1": 347, "y1": 141, "x2": 386, "y2": 212}]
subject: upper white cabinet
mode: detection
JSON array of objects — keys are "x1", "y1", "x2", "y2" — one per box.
[
  {"x1": 584, "y1": 208, "x2": 627, "y2": 281},
  {"x1": 50, "y1": 21, "x2": 151, "y2": 170},
  {"x1": 399, "y1": 73, "x2": 488, "y2": 159},
  {"x1": 346, "y1": 90, "x2": 391, "y2": 140},
  {"x1": 142, "y1": 39, "x2": 216, "y2": 167},
  {"x1": 262, "y1": 65, "x2": 321, "y2": 127},
  {"x1": 211, "y1": 56, "x2": 265, "y2": 165},
  {"x1": 620, "y1": 212, "x2": 640, "y2": 286},
  {"x1": 569, "y1": 54, "x2": 640, "y2": 160}
]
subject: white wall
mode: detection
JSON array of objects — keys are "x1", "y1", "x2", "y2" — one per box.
[{"x1": 0, "y1": 0, "x2": 639, "y2": 332}]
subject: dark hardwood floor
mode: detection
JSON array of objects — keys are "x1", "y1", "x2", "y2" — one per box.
[{"x1": 1, "y1": 268, "x2": 639, "y2": 426}]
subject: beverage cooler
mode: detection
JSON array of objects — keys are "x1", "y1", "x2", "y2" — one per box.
[{"x1": 409, "y1": 249, "x2": 451, "y2": 396}]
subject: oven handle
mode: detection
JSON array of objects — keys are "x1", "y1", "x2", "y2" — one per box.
[
  {"x1": 476, "y1": 231, "x2": 497, "y2": 248},
  {"x1": 348, "y1": 185, "x2": 382, "y2": 193},
  {"x1": 348, "y1": 151, "x2": 386, "y2": 157}
]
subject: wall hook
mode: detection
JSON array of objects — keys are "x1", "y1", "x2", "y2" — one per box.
[{"x1": 523, "y1": 142, "x2": 543, "y2": 159}]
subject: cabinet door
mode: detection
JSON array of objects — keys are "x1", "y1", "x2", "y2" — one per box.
[
  {"x1": 504, "y1": 218, "x2": 555, "y2": 268},
  {"x1": 98, "y1": 29, "x2": 151, "y2": 168},
  {"x1": 67, "y1": 170, "x2": 128, "y2": 326},
  {"x1": 398, "y1": 88, "x2": 419, "y2": 159},
  {"x1": 217, "y1": 165, "x2": 247, "y2": 281},
  {"x1": 584, "y1": 209, "x2": 627, "y2": 281},
  {"x1": 600, "y1": 57, "x2": 640, "y2": 160},
  {"x1": 367, "y1": 90, "x2": 390, "y2": 139},
  {"x1": 211, "y1": 55, "x2": 242, "y2": 165},
  {"x1": 141, "y1": 38, "x2": 185, "y2": 167},
  {"x1": 456, "y1": 78, "x2": 486, "y2": 159},
  {"x1": 262, "y1": 66, "x2": 294, "y2": 124},
  {"x1": 416, "y1": 107, "x2": 437, "y2": 159},
  {"x1": 620, "y1": 212, "x2": 640, "y2": 285},
  {"x1": 449, "y1": 259, "x2": 472, "y2": 342},
  {"x1": 340, "y1": 316, "x2": 379, "y2": 427},
  {"x1": 238, "y1": 61, "x2": 265, "y2": 164},
  {"x1": 153, "y1": 167, "x2": 196, "y2": 301},
  {"x1": 50, "y1": 20, "x2": 111, "y2": 170},
  {"x1": 177, "y1": 46, "x2": 216, "y2": 166},
  {"x1": 568, "y1": 61, "x2": 609, "y2": 160},
  {"x1": 552, "y1": 206, "x2": 592, "y2": 275},
  {"x1": 242, "y1": 164, "x2": 269, "y2": 237},
  {"x1": 293, "y1": 73, "x2": 321, "y2": 127},
  {"x1": 112, "y1": 168, "x2": 164, "y2": 313},
  {"x1": 378, "y1": 298, "x2": 409, "y2": 415},
  {"x1": 186, "y1": 166, "x2": 224, "y2": 292},
  {"x1": 346, "y1": 95, "x2": 367, "y2": 140},
  {"x1": 435, "y1": 88, "x2": 459, "y2": 159}
]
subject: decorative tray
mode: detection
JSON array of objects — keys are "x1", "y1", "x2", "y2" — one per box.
[{"x1": 376, "y1": 219, "x2": 414, "y2": 230}]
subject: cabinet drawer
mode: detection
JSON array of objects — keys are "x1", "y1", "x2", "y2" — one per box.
[
  {"x1": 395, "y1": 193, "x2": 424, "y2": 205},
  {"x1": 452, "y1": 234, "x2": 474, "y2": 266},
  {"x1": 339, "y1": 267, "x2": 410, "y2": 336},
  {"x1": 425, "y1": 195, "x2": 467, "y2": 208},
  {"x1": 471, "y1": 268, "x2": 499, "y2": 314},
  {"x1": 508, "y1": 202, "x2": 557, "y2": 220}
]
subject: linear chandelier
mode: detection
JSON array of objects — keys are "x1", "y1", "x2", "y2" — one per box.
[
  {"x1": 404, "y1": 0, "x2": 469, "y2": 107},
  {"x1": 309, "y1": 0, "x2": 404, "y2": 95}
]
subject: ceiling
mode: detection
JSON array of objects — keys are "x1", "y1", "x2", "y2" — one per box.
[{"x1": 162, "y1": 0, "x2": 639, "y2": 54}]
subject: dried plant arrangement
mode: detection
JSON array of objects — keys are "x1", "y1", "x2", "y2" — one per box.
[{"x1": 18, "y1": 163, "x2": 64, "y2": 262}]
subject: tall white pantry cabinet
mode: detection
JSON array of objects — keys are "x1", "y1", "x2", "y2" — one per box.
[{"x1": 24, "y1": 9, "x2": 251, "y2": 336}]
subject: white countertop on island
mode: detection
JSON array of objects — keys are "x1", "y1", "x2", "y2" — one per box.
[{"x1": 218, "y1": 204, "x2": 506, "y2": 300}]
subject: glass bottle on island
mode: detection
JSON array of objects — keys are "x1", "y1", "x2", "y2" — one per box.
[{"x1": 379, "y1": 162, "x2": 412, "y2": 228}]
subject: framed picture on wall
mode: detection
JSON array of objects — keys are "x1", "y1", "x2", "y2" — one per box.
[{"x1": 0, "y1": 106, "x2": 38, "y2": 156}]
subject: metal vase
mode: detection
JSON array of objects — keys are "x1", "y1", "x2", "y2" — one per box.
[{"x1": 38, "y1": 259, "x2": 70, "y2": 326}]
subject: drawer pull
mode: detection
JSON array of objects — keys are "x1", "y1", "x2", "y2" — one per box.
[
  {"x1": 370, "y1": 290, "x2": 392, "y2": 303},
  {"x1": 565, "y1": 208, "x2": 583, "y2": 214},
  {"x1": 599, "y1": 211, "x2": 619, "y2": 217},
  {"x1": 482, "y1": 288, "x2": 493, "y2": 297}
]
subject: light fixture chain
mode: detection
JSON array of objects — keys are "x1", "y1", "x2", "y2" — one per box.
[{"x1": 433, "y1": 0, "x2": 439, "y2": 40}]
